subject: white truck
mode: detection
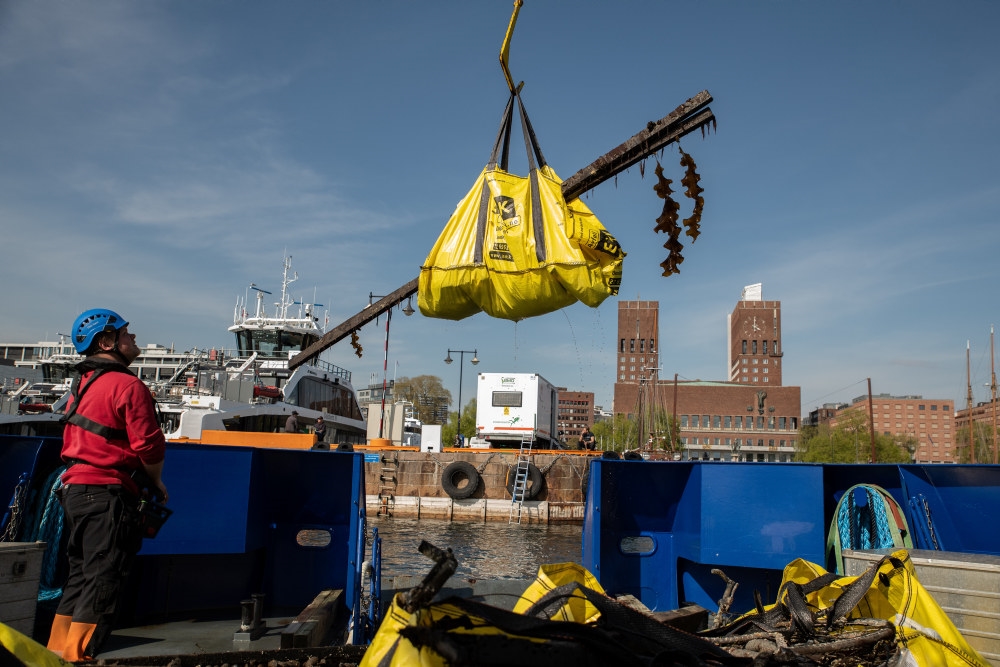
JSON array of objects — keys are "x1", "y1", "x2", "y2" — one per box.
[{"x1": 474, "y1": 373, "x2": 559, "y2": 448}]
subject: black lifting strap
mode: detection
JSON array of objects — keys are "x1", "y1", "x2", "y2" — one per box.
[{"x1": 61, "y1": 358, "x2": 135, "y2": 442}]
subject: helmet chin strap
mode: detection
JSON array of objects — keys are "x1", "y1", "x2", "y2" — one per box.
[{"x1": 106, "y1": 330, "x2": 132, "y2": 366}]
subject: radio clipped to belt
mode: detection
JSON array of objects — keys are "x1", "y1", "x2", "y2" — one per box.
[{"x1": 131, "y1": 468, "x2": 172, "y2": 539}]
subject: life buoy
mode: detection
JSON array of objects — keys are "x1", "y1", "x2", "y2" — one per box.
[
  {"x1": 506, "y1": 463, "x2": 544, "y2": 500},
  {"x1": 441, "y1": 461, "x2": 480, "y2": 500}
]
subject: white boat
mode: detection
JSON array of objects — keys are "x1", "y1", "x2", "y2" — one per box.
[{"x1": 157, "y1": 256, "x2": 367, "y2": 446}]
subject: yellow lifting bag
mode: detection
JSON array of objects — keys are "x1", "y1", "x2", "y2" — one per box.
[
  {"x1": 419, "y1": 93, "x2": 624, "y2": 321},
  {"x1": 756, "y1": 550, "x2": 991, "y2": 667}
]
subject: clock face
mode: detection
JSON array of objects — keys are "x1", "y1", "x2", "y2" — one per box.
[{"x1": 743, "y1": 316, "x2": 763, "y2": 335}]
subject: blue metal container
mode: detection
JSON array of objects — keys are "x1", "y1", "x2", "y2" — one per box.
[
  {"x1": 582, "y1": 460, "x2": 1000, "y2": 614},
  {"x1": 0, "y1": 434, "x2": 367, "y2": 632}
]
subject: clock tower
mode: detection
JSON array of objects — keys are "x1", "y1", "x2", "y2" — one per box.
[{"x1": 729, "y1": 283, "x2": 783, "y2": 386}]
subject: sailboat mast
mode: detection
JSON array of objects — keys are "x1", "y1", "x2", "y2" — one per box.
[
  {"x1": 992, "y1": 325, "x2": 998, "y2": 465},
  {"x1": 967, "y1": 341, "x2": 976, "y2": 464}
]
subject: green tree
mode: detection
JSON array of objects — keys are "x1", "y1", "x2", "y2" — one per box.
[
  {"x1": 592, "y1": 414, "x2": 640, "y2": 451},
  {"x1": 391, "y1": 375, "x2": 450, "y2": 425},
  {"x1": 796, "y1": 409, "x2": 913, "y2": 463},
  {"x1": 441, "y1": 397, "x2": 477, "y2": 446}
]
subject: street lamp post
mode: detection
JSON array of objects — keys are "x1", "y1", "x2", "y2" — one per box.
[{"x1": 444, "y1": 348, "x2": 479, "y2": 445}]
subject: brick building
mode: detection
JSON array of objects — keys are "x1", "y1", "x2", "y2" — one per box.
[
  {"x1": 614, "y1": 285, "x2": 801, "y2": 461},
  {"x1": 831, "y1": 394, "x2": 956, "y2": 463},
  {"x1": 556, "y1": 389, "x2": 595, "y2": 446},
  {"x1": 728, "y1": 283, "x2": 783, "y2": 386}
]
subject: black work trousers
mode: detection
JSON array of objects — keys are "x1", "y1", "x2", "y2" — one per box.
[{"x1": 56, "y1": 484, "x2": 143, "y2": 653}]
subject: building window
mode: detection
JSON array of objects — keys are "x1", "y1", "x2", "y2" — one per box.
[
  {"x1": 752, "y1": 340, "x2": 758, "y2": 354},
  {"x1": 702, "y1": 415, "x2": 710, "y2": 428},
  {"x1": 931, "y1": 405, "x2": 938, "y2": 411},
  {"x1": 681, "y1": 415, "x2": 688, "y2": 427},
  {"x1": 630, "y1": 339, "x2": 635, "y2": 353},
  {"x1": 724, "y1": 415, "x2": 732, "y2": 428},
  {"x1": 742, "y1": 341, "x2": 747, "y2": 354},
  {"x1": 640, "y1": 339, "x2": 645, "y2": 353},
  {"x1": 768, "y1": 417, "x2": 775, "y2": 429},
  {"x1": 620, "y1": 339, "x2": 625, "y2": 353},
  {"x1": 764, "y1": 377, "x2": 769, "y2": 382},
  {"x1": 712, "y1": 415, "x2": 721, "y2": 428},
  {"x1": 779, "y1": 417, "x2": 787, "y2": 429},
  {"x1": 757, "y1": 417, "x2": 764, "y2": 429},
  {"x1": 649, "y1": 339, "x2": 656, "y2": 353},
  {"x1": 763, "y1": 340, "x2": 768, "y2": 354},
  {"x1": 919, "y1": 405, "x2": 925, "y2": 410}
]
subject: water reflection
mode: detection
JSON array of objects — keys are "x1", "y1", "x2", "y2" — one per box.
[{"x1": 370, "y1": 518, "x2": 583, "y2": 580}]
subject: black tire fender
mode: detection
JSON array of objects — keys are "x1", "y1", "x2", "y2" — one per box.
[
  {"x1": 506, "y1": 463, "x2": 544, "y2": 500},
  {"x1": 441, "y1": 461, "x2": 480, "y2": 500}
]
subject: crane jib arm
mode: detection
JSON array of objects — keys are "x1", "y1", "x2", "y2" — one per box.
[{"x1": 288, "y1": 91, "x2": 714, "y2": 369}]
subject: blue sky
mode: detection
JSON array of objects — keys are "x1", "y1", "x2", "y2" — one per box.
[{"x1": 2, "y1": 1, "x2": 999, "y2": 416}]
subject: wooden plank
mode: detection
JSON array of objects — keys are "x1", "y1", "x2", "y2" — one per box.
[
  {"x1": 279, "y1": 589, "x2": 344, "y2": 649},
  {"x1": 288, "y1": 92, "x2": 715, "y2": 368}
]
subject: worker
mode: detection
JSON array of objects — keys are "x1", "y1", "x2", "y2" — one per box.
[
  {"x1": 47, "y1": 308, "x2": 168, "y2": 662},
  {"x1": 285, "y1": 410, "x2": 300, "y2": 433}
]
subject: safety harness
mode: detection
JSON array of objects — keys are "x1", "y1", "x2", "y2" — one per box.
[{"x1": 60, "y1": 358, "x2": 135, "y2": 441}]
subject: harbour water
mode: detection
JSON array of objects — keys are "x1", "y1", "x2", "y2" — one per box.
[{"x1": 369, "y1": 517, "x2": 584, "y2": 580}]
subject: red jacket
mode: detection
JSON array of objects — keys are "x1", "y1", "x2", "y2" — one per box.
[{"x1": 61, "y1": 364, "x2": 166, "y2": 496}]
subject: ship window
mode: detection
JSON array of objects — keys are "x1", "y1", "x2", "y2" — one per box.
[
  {"x1": 619, "y1": 535, "x2": 655, "y2": 555},
  {"x1": 296, "y1": 529, "x2": 332, "y2": 547},
  {"x1": 492, "y1": 391, "x2": 523, "y2": 408}
]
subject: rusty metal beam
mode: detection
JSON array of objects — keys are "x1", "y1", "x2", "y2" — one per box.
[
  {"x1": 290, "y1": 278, "x2": 418, "y2": 369},
  {"x1": 560, "y1": 90, "x2": 714, "y2": 202},
  {"x1": 289, "y1": 91, "x2": 715, "y2": 369}
]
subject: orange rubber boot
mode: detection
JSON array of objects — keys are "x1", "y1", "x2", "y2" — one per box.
[
  {"x1": 62, "y1": 622, "x2": 97, "y2": 662},
  {"x1": 46, "y1": 613, "x2": 73, "y2": 657}
]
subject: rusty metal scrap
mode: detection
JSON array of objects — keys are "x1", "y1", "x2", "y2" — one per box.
[
  {"x1": 654, "y1": 161, "x2": 684, "y2": 277},
  {"x1": 679, "y1": 147, "x2": 703, "y2": 242},
  {"x1": 699, "y1": 564, "x2": 902, "y2": 666}
]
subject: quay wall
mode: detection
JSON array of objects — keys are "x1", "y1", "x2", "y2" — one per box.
[{"x1": 362, "y1": 449, "x2": 595, "y2": 523}]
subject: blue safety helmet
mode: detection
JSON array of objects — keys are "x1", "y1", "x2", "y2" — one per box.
[{"x1": 72, "y1": 308, "x2": 129, "y2": 354}]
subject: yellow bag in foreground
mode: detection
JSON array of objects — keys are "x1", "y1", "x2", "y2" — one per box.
[
  {"x1": 419, "y1": 93, "x2": 624, "y2": 321},
  {"x1": 764, "y1": 550, "x2": 990, "y2": 667},
  {"x1": 511, "y1": 562, "x2": 605, "y2": 623},
  {"x1": 361, "y1": 562, "x2": 604, "y2": 667},
  {"x1": 0, "y1": 622, "x2": 72, "y2": 667}
]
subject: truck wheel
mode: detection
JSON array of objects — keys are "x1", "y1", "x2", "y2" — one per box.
[
  {"x1": 442, "y1": 461, "x2": 480, "y2": 500},
  {"x1": 506, "y1": 463, "x2": 544, "y2": 500}
]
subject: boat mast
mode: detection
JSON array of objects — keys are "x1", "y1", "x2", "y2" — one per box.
[
  {"x1": 967, "y1": 341, "x2": 976, "y2": 464},
  {"x1": 992, "y1": 325, "x2": 998, "y2": 464}
]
